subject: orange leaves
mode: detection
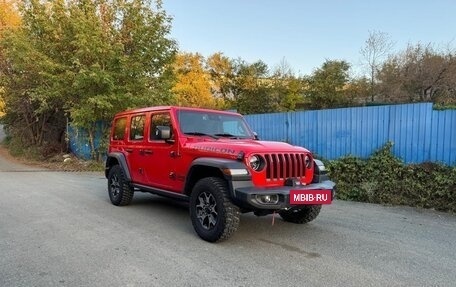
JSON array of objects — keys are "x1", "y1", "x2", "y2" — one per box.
[
  {"x1": 0, "y1": 0, "x2": 21, "y2": 35},
  {"x1": 172, "y1": 52, "x2": 225, "y2": 109}
]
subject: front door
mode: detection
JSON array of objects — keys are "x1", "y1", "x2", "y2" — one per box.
[{"x1": 144, "y1": 111, "x2": 180, "y2": 191}]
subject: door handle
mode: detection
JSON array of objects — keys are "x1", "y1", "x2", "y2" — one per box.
[
  {"x1": 125, "y1": 148, "x2": 133, "y2": 153},
  {"x1": 140, "y1": 149, "x2": 153, "y2": 155}
]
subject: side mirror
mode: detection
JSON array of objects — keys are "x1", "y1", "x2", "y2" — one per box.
[
  {"x1": 155, "y1": 126, "x2": 171, "y2": 140},
  {"x1": 253, "y1": 132, "x2": 259, "y2": 140}
]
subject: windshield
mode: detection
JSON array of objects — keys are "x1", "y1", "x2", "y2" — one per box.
[{"x1": 177, "y1": 110, "x2": 253, "y2": 138}]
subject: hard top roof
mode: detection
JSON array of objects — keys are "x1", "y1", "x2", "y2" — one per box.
[{"x1": 114, "y1": 106, "x2": 241, "y2": 117}]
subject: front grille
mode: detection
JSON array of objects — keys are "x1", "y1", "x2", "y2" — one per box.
[{"x1": 264, "y1": 153, "x2": 308, "y2": 181}]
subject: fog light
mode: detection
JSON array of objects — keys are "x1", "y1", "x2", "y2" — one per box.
[{"x1": 255, "y1": 194, "x2": 279, "y2": 204}]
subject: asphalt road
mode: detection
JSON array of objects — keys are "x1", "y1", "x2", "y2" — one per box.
[{"x1": 1, "y1": 127, "x2": 456, "y2": 287}]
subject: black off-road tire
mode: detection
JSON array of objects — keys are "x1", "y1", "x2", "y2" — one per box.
[
  {"x1": 107, "y1": 165, "x2": 134, "y2": 206},
  {"x1": 189, "y1": 177, "x2": 241, "y2": 242},
  {"x1": 279, "y1": 205, "x2": 322, "y2": 224}
]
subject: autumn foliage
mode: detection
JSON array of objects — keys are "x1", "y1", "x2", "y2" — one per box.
[
  {"x1": 0, "y1": 0, "x2": 176, "y2": 158},
  {"x1": 172, "y1": 53, "x2": 224, "y2": 109},
  {"x1": 0, "y1": 0, "x2": 21, "y2": 33}
]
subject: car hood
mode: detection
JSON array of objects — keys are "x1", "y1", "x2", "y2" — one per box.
[{"x1": 182, "y1": 138, "x2": 310, "y2": 159}]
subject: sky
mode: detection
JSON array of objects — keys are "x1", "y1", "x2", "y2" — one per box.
[{"x1": 162, "y1": 0, "x2": 456, "y2": 77}]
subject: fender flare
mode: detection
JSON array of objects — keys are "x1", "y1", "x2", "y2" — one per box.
[
  {"x1": 185, "y1": 157, "x2": 252, "y2": 196},
  {"x1": 187, "y1": 157, "x2": 251, "y2": 181},
  {"x1": 312, "y1": 159, "x2": 329, "y2": 183},
  {"x1": 105, "y1": 152, "x2": 132, "y2": 181}
]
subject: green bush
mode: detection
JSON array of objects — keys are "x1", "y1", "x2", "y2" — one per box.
[{"x1": 327, "y1": 142, "x2": 456, "y2": 213}]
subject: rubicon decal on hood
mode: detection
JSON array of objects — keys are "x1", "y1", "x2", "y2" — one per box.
[{"x1": 192, "y1": 145, "x2": 237, "y2": 155}]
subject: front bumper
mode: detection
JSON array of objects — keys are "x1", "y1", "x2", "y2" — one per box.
[{"x1": 231, "y1": 180, "x2": 336, "y2": 210}]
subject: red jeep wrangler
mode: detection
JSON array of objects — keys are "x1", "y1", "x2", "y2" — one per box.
[{"x1": 105, "y1": 106, "x2": 335, "y2": 242}]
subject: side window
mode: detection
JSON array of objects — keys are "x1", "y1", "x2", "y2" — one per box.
[
  {"x1": 150, "y1": 112, "x2": 172, "y2": 140},
  {"x1": 129, "y1": 115, "x2": 145, "y2": 141},
  {"x1": 113, "y1": 117, "x2": 127, "y2": 140}
]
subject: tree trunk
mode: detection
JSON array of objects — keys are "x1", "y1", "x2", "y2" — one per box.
[{"x1": 88, "y1": 128, "x2": 96, "y2": 161}]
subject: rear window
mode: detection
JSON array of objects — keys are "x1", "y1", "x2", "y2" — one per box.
[
  {"x1": 113, "y1": 117, "x2": 127, "y2": 140},
  {"x1": 129, "y1": 115, "x2": 145, "y2": 141}
]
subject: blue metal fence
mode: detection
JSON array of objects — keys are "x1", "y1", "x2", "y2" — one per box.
[
  {"x1": 68, "y1": 122, "x2": 107, "y2": 160},
  {"x1": 244, "y1": 103, "x2": 456, "y2": 166},
  {"x1": 68, "y1": 103, "x2": 456, "y2": 165}
]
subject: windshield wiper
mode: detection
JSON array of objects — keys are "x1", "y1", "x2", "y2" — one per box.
[
  {"x1": 213, "y1": 133, "x2": 241, "y2": 139},
  {"x1": 184, "y1": 132, "x2": 219, "y2": 139}
]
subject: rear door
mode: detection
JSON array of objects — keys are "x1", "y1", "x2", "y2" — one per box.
[{"x1": 125, "y1": 113, "x2": 148, "y2": 184}]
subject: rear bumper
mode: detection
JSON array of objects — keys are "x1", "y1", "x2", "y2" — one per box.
[{"x1": 231, "y1": 180, "x2": 336, "y2": 210}]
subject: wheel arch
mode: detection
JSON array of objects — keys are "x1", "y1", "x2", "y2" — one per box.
[
  {"x1": 105, "y1": 152, "x2": 131, "y2": 181},
  {"x1": 184, "y1": 157, "x2": 250, "y2": 196}
]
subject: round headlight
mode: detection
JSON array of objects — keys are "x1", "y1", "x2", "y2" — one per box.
[
  {"x1": 249, "y1": 155, "x2": 264, "y2": 171},
  {"x1": 304, "y1": 155, "x2": 313, "y2": 169}
]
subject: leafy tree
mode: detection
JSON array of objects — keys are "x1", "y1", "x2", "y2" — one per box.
[
  {"x1": 0, "y1": 0, "x2": 21, "y2": 35},
  {"x1": 0, "y1": 0, "x2": 21, "y2": 118},
  {"x1": 206, "y1": 52, "x2": 235, "y2": 105},
  {"x1": 270, "y1": 59, "x2": 305, "y2": 111},
  {"x1": 344, "y1": 77, "x2": 370, "y2": 105},
  {"x1": 172, "y1": 52, "x2": 223, "y2": 109},
  {"x1": 232, "y1": 59, "x2": 268, "y2": 92},
  {"x1": 206, "y1": 56, "x2": 307, "y2": 114},
  {"x1": 0, "y1": 0, "x2": 67, "y2": 147},
  {"x1": 377, "y1": 43, "x2": 456, "y2": 105},
  {"x1": 232, "y1": 59, "x2": 277, "y2": 114},
  {"x1": 68, "y1": 0, "x2": 176, "y2": 159},
  {"x1": 0, "y1": 0, "x2": 176, "y2": 159},
  {"x1": 305, "y1": 60, "x2": 353, "y2": 109}
]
